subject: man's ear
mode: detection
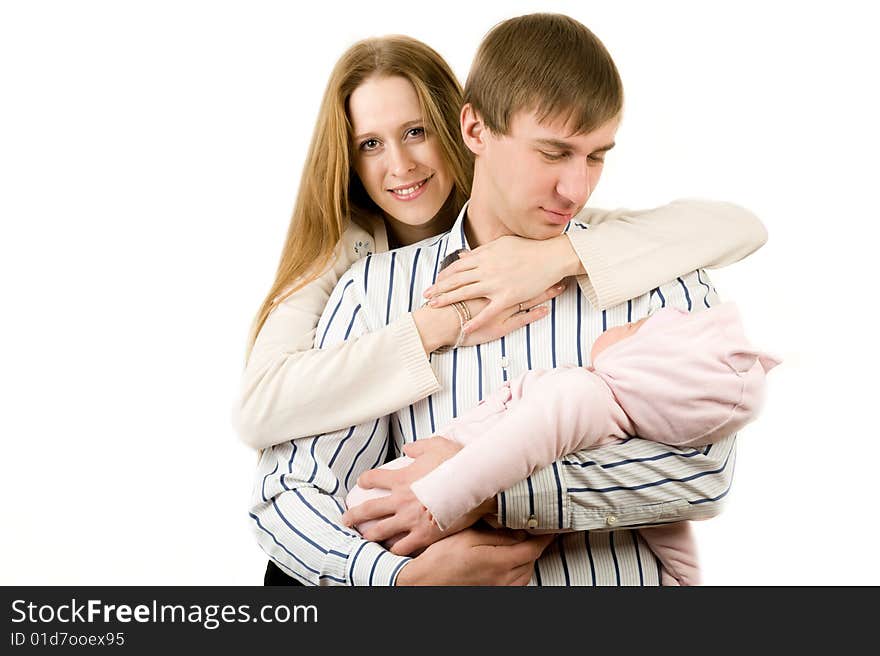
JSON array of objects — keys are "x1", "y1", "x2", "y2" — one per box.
[{"x1": 460, "y1": 103, "x2": 487, "y2": 156}]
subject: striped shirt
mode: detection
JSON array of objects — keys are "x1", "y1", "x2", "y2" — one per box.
[{"x1": 250, "y1": 204, "x2": 735, "y2": 586}]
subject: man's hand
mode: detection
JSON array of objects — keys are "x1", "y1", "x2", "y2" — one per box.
[
  {"x1": 342, "y1": 437, "x2": 478, "y2": 555},
  {"x1": 394, "y1": 526, "x2": 555, "y2": 586}
]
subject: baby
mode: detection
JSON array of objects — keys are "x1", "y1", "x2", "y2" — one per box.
[{"x1": 346, "y1": 302, "x2": 779, "y2": 585}]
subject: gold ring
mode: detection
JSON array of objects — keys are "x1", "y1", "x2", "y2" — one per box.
[{"x1": 518, "y1": 303, "x2": 524, "y2": 313}]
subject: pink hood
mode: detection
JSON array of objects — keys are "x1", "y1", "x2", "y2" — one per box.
[{"x1": 592, "y1": 303, "x2": 780, "y2": 447}]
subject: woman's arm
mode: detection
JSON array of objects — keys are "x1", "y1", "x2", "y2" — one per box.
[
  {"x1": 234, "y1": 223, "x2": 558, "y2": 450},
  {"x1": 424, "y1": 198, "x2": 766, "y2": 331},
  {"x1": 235, "y1": 223, "x2": 450, "y2": 450},
  {"x1": 572, "y1": 198, "x2": 767, "y2": 309}
]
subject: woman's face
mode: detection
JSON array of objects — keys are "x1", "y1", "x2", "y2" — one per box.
[{"x1": 348, "y1": 75, "x2": 454, "y2": 230}]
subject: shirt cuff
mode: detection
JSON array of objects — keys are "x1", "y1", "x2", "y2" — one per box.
[
  {"x1": 566, "y1": 230, "x2": 624, "y2": 310},
  {"x1": 392, "y1": 312, "x2": 441, "y2": 399},
  {"x1": 348, "y1": 540, "x2": 413, "y2": 586},
  {"x1": 497, "y1": 463, "x2": 570, "y2": 530}
]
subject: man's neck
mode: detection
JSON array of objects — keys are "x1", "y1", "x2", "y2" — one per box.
[{"x1": 462, "y1": 184, "x2": 512, "y2": 248}]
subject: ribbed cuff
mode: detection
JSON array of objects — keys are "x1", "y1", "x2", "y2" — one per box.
[
  {"x1": 567, "y1": 230, "x2": 624, "y2": 310},
  {"x1": 348, "y1": 540, "x2": 413, "y2": 586},
  {"x1": 392, "y1": 312, "x2": 441, "y2": 400},
  {"x1": 497, "y1": 463, "x2": 570, "y2": 530}
]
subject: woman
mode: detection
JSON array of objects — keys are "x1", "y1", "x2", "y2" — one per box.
[{"x1": 234, "y1": 36, "x2": 766, "y2": 582}]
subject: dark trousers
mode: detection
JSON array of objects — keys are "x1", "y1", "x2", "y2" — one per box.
[{"x1": 264, "y1": 560, "x2": 305, "y2": 586}]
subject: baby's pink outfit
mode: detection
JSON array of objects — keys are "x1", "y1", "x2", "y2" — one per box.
[{"x1": 346, "y1": 303, "x2": 779, "y2": 585}]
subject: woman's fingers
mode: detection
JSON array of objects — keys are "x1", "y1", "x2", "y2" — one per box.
[
  {"x1": 427, "y1": 282, "x2": 486, "y2": 308},
  {"x1": 426, "y1": 258, "x2": 479, "y2": 293},
  {"x1": 462, "y1": 283, "x2": 564, "y2": 335},
  {"x1": 519, "y1": 282, "x2": 566, "y2": 310}
]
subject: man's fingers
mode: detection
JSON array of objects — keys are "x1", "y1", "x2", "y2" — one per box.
[
  {"x1": 341, "y1": 497, "x2": 396, "y2": 527},
  {"x1": 390, "y1": 533, "x2": 426, "y2": 557},
  {"x1": 402, "y1": 437, "x2": 439, "y2": 458},
  {"x1": 362, "y1": 515, "x2": 410, "y2": 544},
  {"x1": 357, "y1": 467, "x2": 400, "y2": 490},
  {"x1": 507, "y1": 561, "x2": 536, "y2": 586}
]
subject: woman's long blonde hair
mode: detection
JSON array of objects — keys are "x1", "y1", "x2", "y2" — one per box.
[{"x1": 246, "y1": 36, "x2": 473, "y2": 357}]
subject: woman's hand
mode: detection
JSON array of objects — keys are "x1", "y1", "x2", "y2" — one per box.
[
  {"x1": 457, "y1": 286, "x2": 565, "y2": 348},
  {"x1": 422, "y1": 234, "x2": 582, "y2": 334}
]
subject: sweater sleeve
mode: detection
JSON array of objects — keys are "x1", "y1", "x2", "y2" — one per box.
[
  {"x1": 234, "y1": 222, "x2": 440, "y2": 450},
  {"x1": 570, "y1": 198, "x2": 767, "y2": 309}
]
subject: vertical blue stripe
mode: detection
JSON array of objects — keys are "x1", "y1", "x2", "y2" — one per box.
[
  {"x1": 364, "y1": 254, "x2": 372, "y2": 294},
  {"x1": 551, "y1": 297, "x2": 557, "y2": 368},
  {"x1": 407, "y1": 248, "x2": 422, "y2": 312},
  {"x1": 500, "y1": 491, "x2": 506, "y2": 526},
  {"x1": 677, "y1": 276, "x2": 692, "y2": 311},
  {"x1": 385, "y1": 252, "x2": 396, "y2": 325},
  {"x1": 409, "y1": 405, "x2": 417, "y2": 442},
  {"x1": 627, "y1": 299, "x2": 632, "y2": 323},
  {"x1": 451, "y1": 349, "x2": 458, "y2": 418},
  {"x1": 369, "y1": 439, "x2": 389, "y2": 471},
  {"x1": 344, "y1": 419, "x2": 380, "y2": 490},
  {"x1": 526, "y1": 476, "x2": 535, "y2": 515},
  {"x1": 427, "y1": 395, "x2": 436, "y2": 433},
  {"x1": 559, "y1": 539, "x2": 571, "y2": 586},
  {"x1": 343, "y1": 305, "x2": 361, "y2": 340},
  {"x1": 634, "y1": 531, "x2": 644, "y2": 586},
  {"x1": 551, "y1": 462, "x2": 563, "y2": 529},
  {"x1": 697, "y1": 269, "x2": 713, "y2": 307},
  {"x1": 306, "y1": 437, "x2": 319, "y2": 484},
  {"x1": 576, "y1": 291, "x2": 582, "y2": 367},
  {"x1": 602, "y1": 309, "x2": 607, "y2": 332},
  {"x1": 656, "y1": 287, "x2": 666, "y2": 308},
  {"x1": 501, "y1": 336, "x2": 508, "y2": 382},
  {"x1": 368, "y1": 551, "x2": 383, "y2": 585},
  {"x1": 431, "y1": 240, "x2": 443, "y2": 283},
  {"x1": 476, "y1": 344, "x2": 483, "y2": 401},
  {"x1": 610, "y1": 531, "x2": 621, "y2": 585},
  {"x1": 262, "y1": 461, "x2": 278, "y2": 502},
  {"x1": 319, "y1": 279, "x2": 354, "y2": 348},
  {"x1": 585, "y1": 532, "x2": 596, "y2": 585},
  {"x1": 534, "y1": 560, "x2": 542, "y2": 587},
  {"x1": 526, "y1": 323, "x2": 532, "y2": 369}
]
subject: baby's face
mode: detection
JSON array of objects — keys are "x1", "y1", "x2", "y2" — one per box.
[{"x1": 590, "y1": 316, "x2": 650, "y2": 364}]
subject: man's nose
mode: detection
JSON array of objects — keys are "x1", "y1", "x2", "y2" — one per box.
[
  {"x1": 556, "y1": 158, "x2": 591, "y2": 208},
  {"x1": 388, "y1": 144, "x2": 416, "y2": 177}
]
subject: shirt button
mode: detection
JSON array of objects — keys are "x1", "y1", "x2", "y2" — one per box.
[
  {"x1": 500, "y1": 356, "x2": 509, "y2": 368},
  {"x1": 605, "y1": 514, "x2": 618, "y2": 527},
  {"x1": 526, "y1": 515, "x2": 538, "y2": 529}
]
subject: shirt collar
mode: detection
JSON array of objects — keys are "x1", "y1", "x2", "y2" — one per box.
[{"x1": 441, "y1": 200, "x2": 472, "y2": 260}]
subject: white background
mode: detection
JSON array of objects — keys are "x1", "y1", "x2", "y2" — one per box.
[{"x1": 2, "y1": 0, "x2": 877, "y2": 585}]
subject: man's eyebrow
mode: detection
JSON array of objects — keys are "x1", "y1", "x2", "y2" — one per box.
[
  {"x1": 533, "y1": 139, "x2": 616, "y2": 153},
  {"x1": 353, "y1": 119, "x2": 423, "y2": 143}
]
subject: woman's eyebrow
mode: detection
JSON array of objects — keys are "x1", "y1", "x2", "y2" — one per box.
[{"x1": 353, "y1": 119, "x2": 423, "y2": 143}]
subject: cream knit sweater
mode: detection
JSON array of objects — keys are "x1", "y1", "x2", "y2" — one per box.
[{"x1": 234, "y1": 199, "x2": 766, "y2": 449}]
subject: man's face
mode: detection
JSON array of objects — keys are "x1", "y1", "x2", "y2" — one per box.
[{"x1": 477, "y1": 110, "x2": 619, "y2": 240}]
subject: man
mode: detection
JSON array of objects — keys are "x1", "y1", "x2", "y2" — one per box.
[{"x1": 250, "y1": 13, "x2": 734, "y2": 586}]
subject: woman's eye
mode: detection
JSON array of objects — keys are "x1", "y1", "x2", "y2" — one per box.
[
  {"x1": 405, "y1": 127, "x2": 425, "y2": 139},
  {"x1": 360, "y1": 138, "x2": 381, "y2": 151}
]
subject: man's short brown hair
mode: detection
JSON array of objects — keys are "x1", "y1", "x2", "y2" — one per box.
[{"x1": 464, "y1": 13, "x2": 624, "y2": 135}]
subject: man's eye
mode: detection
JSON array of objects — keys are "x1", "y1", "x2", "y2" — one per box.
[
  {"x1": 541, "y1": 151, "x2": 567, "y2": 161},
  {"x1": 360, "y1": 138, "x2": 381, "y2": 151},
  {"x1": 588, "y1": 155, "x2": 606, "y2": 164}
]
